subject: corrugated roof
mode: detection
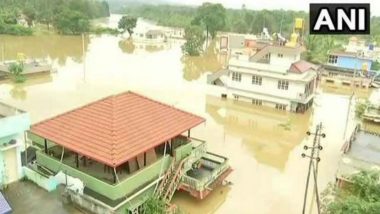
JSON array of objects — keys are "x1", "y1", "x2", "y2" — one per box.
[
  {"x1": 31, "y1": 91, "x2": 205, "y2": 167},
  {"x1": 289, "y1": 60, "x2": 318, "y2": 74}
]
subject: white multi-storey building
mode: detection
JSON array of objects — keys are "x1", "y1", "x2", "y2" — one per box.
[{"x1": 209, "y1": 42, "x2": 318, "y2": 113}]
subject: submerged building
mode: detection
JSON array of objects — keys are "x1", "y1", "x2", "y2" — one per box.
[
  {"x1": 209, "y1": 38, "x2": 318, "y2": 113},
  {"x1": 0, "y1": 102, "x2": 30, "y2": 188},
  {"x1": 26, "y1": 91, "x2": 231, "y2": 214}
]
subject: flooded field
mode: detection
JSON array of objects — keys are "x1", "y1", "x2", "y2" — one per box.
[{"x1": 0, "y1": 15, "x2": 375, "y2": 214}]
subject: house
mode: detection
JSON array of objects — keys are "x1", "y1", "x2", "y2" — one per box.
[
  {"x1": 133, "y1": 28, "x2": 167, "y2": 43},
  {"x1": 336, "y1": 126, "x2": 380, "y2": 187},
  {"x1": 209, "y1": 37, "x2": 318, "y2": 113},
  {"x1": 325, "y1": 37, "x2": 378, "y2": 77},
  {"x1": 26, "y1": 91, "x2": 231, "y2": 214},
  {"x1": 0, "y1": 102, "x2": 30, "y2": 188}
]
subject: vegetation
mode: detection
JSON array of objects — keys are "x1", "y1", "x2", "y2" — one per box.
[
  {"x1": 0, "y1": 0, "x2": 110, "y2": 35},
  {"x1": 182, "y1": 25, "x2": 205, "y2": 56},
  {"x1": 121, "y1": 3, "x2": 308, "y2": 37},
  {"x1": 191, "y1": 3, "x2": 226, "y2": 39},
  {"x1": 118, "y1": 16, "x2": 137, "y2": 37},
  {"x1": 8, "y1": 62, "x2": 26, "y2": 83},
  {"x1": 322, "y1": 171, "x2": 380, "y2": 214},
  {"x1": 142, "y1": 197, "x2": 166, "y2": 214},
  {"x1": 91, "y1": 26, "x2": 119, "y2": 35},
  {"x1": 355, "y1": 99, "x2": 370, "y2": 118}
]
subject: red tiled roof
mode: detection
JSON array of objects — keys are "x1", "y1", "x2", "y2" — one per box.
[
  {"x1": 289, "y1": 60, "x2": 318, "y2": 74},
  {"x1": 31, "y1": 91, "x2": 205, "y2": 167}
]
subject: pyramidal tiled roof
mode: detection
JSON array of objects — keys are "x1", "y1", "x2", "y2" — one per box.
[{"x1": 31, "y1": 91, "x2": 205, "y2": 167}]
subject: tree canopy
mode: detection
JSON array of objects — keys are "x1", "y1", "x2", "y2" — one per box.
[
  {"x1": 322, "y1": 171, "x2": 380, "y2": 214},
  {"x1": 0, "y1": 0, "x2": 110, "y2": 35},
  {"x1": 182, "y1": 25, "x2": 205, "y2": 56},
  {"x1": 192, "y1": 3, "x2": 226, "y2": 39},
  {"x1": 118, "y1": 16, "x2": 137, "y2": 37}
]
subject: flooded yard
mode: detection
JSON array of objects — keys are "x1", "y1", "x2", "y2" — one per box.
[{"x1": 0, "y1": 15, "x2": 372, "y2": 214}]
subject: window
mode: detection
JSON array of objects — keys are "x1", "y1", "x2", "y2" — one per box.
[
  {"x1": 232, "y1": 72, "x2": 242, "y2": 82},
  {"x1": 278, "y1": 53, "x2": 283, "y2": 58},
  {"x1": 252, "y1": 99, "x2": 262, "y2": 106},
  {"x1": 252, "y1": 75, "x2": 262, "y2": 85},
  {"x1": 328, "y1": 55, "x2": 338, "y2": 64},
  {"x1": 233, "y1": 95, "x2": 239, "y2": 100},
  {"x1": 275, "y1": 104, "x2": 287, "y2": 111},
  {"x1": 278, "y1": 80, "x2": 289, "y2": 90},
  {"x1": 264, "y1": 53, "x2": 271, "y2": 60}
]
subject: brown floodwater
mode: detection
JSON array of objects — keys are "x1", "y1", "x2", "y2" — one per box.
[{"x1": 0, "y1": 15, "x2": 375, "y2": 214}]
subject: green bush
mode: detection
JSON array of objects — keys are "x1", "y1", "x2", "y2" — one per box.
[{"x1": 0, "y1": 24, "x2": 33, "y2": 35}]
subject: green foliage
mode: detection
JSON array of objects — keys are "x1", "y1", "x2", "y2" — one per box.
[
  {"x1": 0, "y1": 0, "x2": 110, "y2": 35},
  {"x1": 182, "y1": 25, "x2": 205, "y2": 56},
  {"x1": 304, "y1": 35, "x2": 343, "y2": 64},
  {"x1": 0, "y1": 24, "x2": 32, "y2": 35},
  {"x1": 322, "y1": 171, "x2": 380, "y2": 214},
  {"x1": 355, "y1": 99, "x2": 370, "y2": 118},
  {"x1": 372, "y1": 61, "x2": 380, "y2": 71},
  {"x1": 91, "y1": 26, "x2": 119, "y2": 35},
  {"x1": 54, "y1": 10, "x2": 90, "y2": 35},
  {"x1": 8, "y1": 62, "x2": 26, "y2": 83},
  {"x1": 142, "y1": 197, "x2": 166, "y2": 214},
  {"x1": 118, "y1": 16, "x2": 137, "y2": 37},
  {"x1": 192, "y1": 3, "x2": 226, "y2": 39}
]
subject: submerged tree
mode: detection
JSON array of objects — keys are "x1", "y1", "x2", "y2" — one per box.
[
  {"x1": 118, "y1": 16, "x2": 137, "y2": 38},
  {"x1": 322, "y1": 171, "x2": 380, "y2": 214},
  {"x1": 8, "y1": 62, "x2": 25, "y2": 83},
  {"x1": 182, "y1": 25, "x2": 205, "y2": 56}
]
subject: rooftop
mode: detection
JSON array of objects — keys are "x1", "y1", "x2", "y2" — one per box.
[
  {"x1": 338, "y1": 131, "x2": 380, "y2": 179},
  {"x1": 31, "y1": 91, "x2": 205, "y2": 167},
  {"x1": 289, "y1": 60, "x2": 318, "y2": 74}
]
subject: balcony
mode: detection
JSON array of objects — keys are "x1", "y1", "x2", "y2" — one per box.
[
  {"x1": 36, "y1": 150, "x2": 172, "y2": 201},
  {"x1": 181, "y1": 152, "x2": 230, "y2": 192}
]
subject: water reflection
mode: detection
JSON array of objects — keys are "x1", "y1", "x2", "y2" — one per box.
[
  {"x1": 8, "y1": 74, "x2": 53, "y2": 100},
  {"x1": 118, "y1": 39, "x2": 135, "y2": 54},
  {"x1": 0, "y1": 35, "x2": 90, "y2": 66},
  {"x1": 205, "y1": 95, "x2": 313, "y2": 170},
  {"x1": 181, "y1": 41, "x2": 225, "y2": 81}
]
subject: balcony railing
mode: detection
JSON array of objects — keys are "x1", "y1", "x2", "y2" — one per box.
[
  {"x1": 36, "y1": 150, "x2": 172, "y2": 201},
  {"x1": 181, "y1": 152, "x2": 230, "y2": 191}
]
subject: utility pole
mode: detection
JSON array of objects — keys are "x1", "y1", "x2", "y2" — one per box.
[{"x1": 301, "y1": 123, "x2": 326, "y2": 214}]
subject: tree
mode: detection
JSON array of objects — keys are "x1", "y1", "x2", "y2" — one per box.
[
  {"x1": 23, "y1": 4, "x2": 37, "y2": 27},
  {"x1": 8, "y1": 62, "x2": 25, "y2": 83},
  {"x1": 182, "y1": 25, "x2": 205, "y2": 56},
  {"x1": 118, "y1": 16, "x2": 137, "y2": 37},
  {"x1": 54, "y1": 10, "x2": 90, "y2": 35},
  {"x1": 322, "y1": 171, "x2": 380, "y2": 214},
  {"x1": 192, "y1": 3, "x2": 226, "y2": 40}
]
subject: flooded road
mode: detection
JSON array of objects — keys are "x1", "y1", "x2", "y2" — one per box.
[{"x1": 0, "y1": 15, "x2": 371, "y2": 214}]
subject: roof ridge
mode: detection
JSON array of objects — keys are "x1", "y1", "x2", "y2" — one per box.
[{"x1": 128, "y1": 91, "x2": 205, "y2": 122}]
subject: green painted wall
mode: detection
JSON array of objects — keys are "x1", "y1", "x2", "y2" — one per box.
[
  {"x1": 36, "y1": 151, "x2": 172, "y2": 201},
  {"x1": 23, "y1": 166, "x2": 58, "y2": 192}
]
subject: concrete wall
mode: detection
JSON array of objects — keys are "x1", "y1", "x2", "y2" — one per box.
[
  {"x1": 269, "y1": 51, "x2": 300, "y2": 68},
  {"x1": 23, "y1": 167, "x2": 58, "y2": 192}
]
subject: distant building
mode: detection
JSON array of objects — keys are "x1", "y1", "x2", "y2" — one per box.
[
  {"x1": 133, "y1": 28, "x2": 167, "y2": 43},
  {"x1": 26, "y1": 91, "x2": 231, "y2": 214},
  {"x1": 209, "y1": 38, "x2": 318, "y2": 113},
  {"x1": 337, "y1": 127, "x2": 380, "y2": 187},
  {"x1": 325, "y1": 37, "x2": 378, "y2": 76},
  {"x1": 0, "y1": 102, "x2": 30, "y2": 188}
]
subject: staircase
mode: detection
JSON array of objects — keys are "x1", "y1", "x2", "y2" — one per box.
[{"x1": 156, "y1": 157, "x2": 188, "y2": 204}]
